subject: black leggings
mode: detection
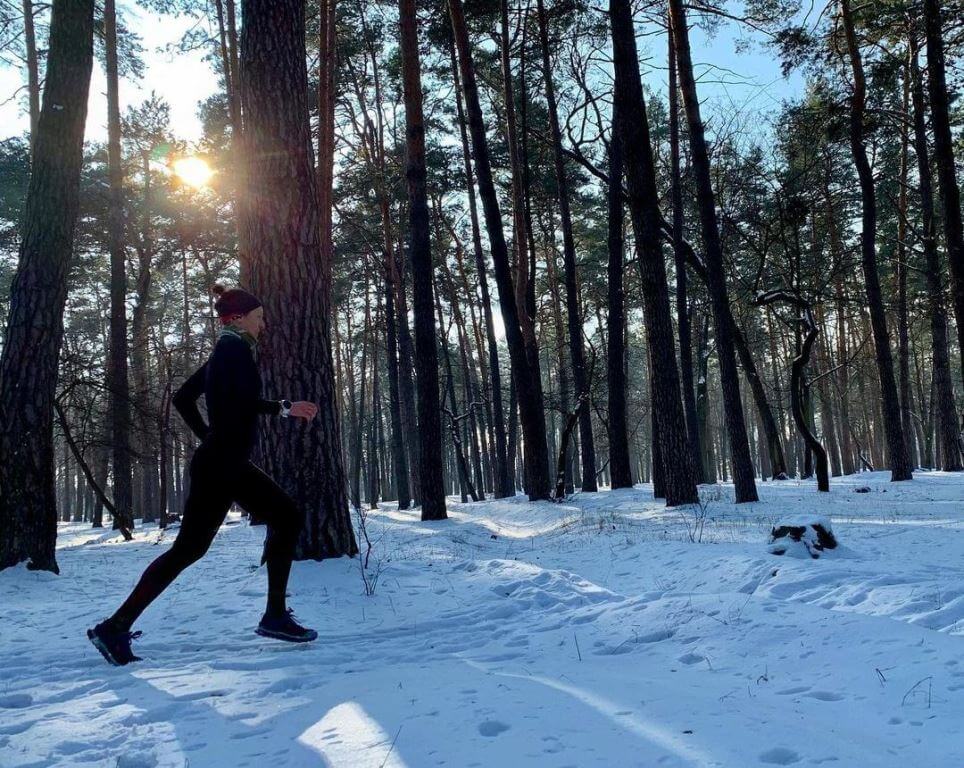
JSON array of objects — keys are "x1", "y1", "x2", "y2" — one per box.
[{"x1": 111, "y1": 446, "x2": 301, "y2": 630}]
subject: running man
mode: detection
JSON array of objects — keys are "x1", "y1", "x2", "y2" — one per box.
[{"x1": 88, "y1": 285, "x2": 319, "y2": 665}]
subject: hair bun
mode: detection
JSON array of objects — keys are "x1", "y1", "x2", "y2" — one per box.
[{"x1": 212, "y1": 283, "x2": 227, "y2": 296}]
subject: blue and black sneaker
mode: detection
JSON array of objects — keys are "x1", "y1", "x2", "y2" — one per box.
[
  {"x1": 87, "y1": 619, "x2": 143, "y2": 666},
  {"x1": 256, "y1": 608, "x2": 317, "y2": 643}
]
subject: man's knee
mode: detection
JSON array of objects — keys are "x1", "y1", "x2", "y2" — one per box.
[
  {"x1": 170, "y1": 531, "x2": 214, "y2": 566},
  {"x1": 267, "y1": 499, "x2": 301, "y2": 550}
]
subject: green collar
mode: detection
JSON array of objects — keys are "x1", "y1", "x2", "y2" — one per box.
[{"x1": 219, "y1": 325, "x2": 258, "y2": 357}]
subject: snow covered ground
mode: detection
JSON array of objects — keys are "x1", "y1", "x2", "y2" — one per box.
[{"x1": 2, "y1": 470, "x2": 964, "y2": 767}]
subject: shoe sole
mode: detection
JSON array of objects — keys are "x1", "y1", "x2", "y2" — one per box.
[
  {"x1": 87, "y1": 628, "x2": 122, "y2": 666},
  {"x1": 255, "y1": 626, "x2": 317, "y2": 643}
]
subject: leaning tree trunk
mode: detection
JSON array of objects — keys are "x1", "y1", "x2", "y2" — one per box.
[
  {"x1": 909, "y1": 42, "x2": 963, "y2": 471},
  {"x1": 104, "y1": 0, "x2": 135, "y2": 534},
  {"x1": 0, "y1": 0, "x2": 95, "y2": 573},
  {"x1": 449, "y1": 0, "x2": 551, "y2": 500},
  {"x1": 536, "y1": 0, "x2": 597, "y2": 491},
  {"x1": 400, "y1": 0, "x2": 447, "y2": 520},
  {"x1": 240, "y1": 0, "x2": 357, "y2": 558},
  {"x1": 668, "y1": 0, "x2": 757, "y2": 501},
  {"x1": 606, "y1": 100, "x2": 633, "y2": 489},
  {"x1": 611, "y1": 0, "x2": 698, "y2": 507},
  {"x1": 923, "y1": 0, "x2": 964, "y2": 382},
  {"x1": 839, "y1": 0, "x2": 912, "y2": 481}
]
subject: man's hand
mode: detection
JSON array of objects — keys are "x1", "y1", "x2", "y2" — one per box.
[{"x1": 289, "y1": 401, "x2": 319, "y2": 420}]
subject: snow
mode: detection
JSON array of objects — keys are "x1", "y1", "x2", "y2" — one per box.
[{"x1": 2, "y1": 470, "x2": 964, "y2": 766}]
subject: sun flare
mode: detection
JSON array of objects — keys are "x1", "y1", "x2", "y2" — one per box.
[{"x1": 172, "y1": 157, "x2": 214, "y2": 189}]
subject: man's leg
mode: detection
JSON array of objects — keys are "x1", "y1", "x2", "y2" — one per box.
[
  {"x1": 108, "y1": 456, "x2": 233, "y2": 632},
  {"x1": 233, "y1": 463, "x2": 301, "y2": 617}
]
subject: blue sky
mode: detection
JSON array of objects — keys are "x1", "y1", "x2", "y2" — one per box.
[{"x1": 0, "y1": 7, "x2": 805, "y2": 146}]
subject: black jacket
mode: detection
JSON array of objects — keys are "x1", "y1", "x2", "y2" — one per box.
[{"x1": 172, "y1": 331, "x2": 281, "y2": 462}]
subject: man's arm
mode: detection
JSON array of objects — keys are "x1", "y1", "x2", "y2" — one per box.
[
  {"x1": 172, "y1": 362, "x2": 209, "y2": 440},
  {"x1": 256, "y1": 398, "x2": 283, "y2": 416}
]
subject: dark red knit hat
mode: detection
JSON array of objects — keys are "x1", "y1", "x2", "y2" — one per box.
[{"x1": 212, "y1": 284, "x2": 262, "y2": 319}]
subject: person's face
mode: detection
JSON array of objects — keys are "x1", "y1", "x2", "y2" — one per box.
[{"x1": 232, "y1": 306, "x2": 265, "y2": 340}]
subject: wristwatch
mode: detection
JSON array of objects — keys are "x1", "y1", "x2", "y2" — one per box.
[{"x1": 280, "y1": 399, "x2": 293, "y2": 418}]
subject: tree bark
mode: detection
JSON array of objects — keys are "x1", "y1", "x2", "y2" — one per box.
[
  {"x1": 317, "y1": 0, "x2": 337, "y2": 316},
  {"x1": 104, "y1": 0, "x2": 135, "y2": 534},
  {"x1": 22, "y1": 0, "x2": 40, "y2": 155},
  {"x1": 400, "y1": 0, "x2": 447, "y2": 520},
  {"x1": 839, "y1": 0, "x2": 912, "y2": 481},
  {"x1": 240, "y1": 0, "x2": 357, "y2": 558},
  {"x1": 606, "y1": 100, "x2": 633, "y2": 489},
  {"x1": 0, "y1": 0, "x2": 95, "y2": 573},
  {"x1": 611, "y1": 0, "x2": 698, "y2": 506},
  {"x1": 668, "y1": 0, "x2": 757, "y2": 501},
  {"x1": 896, "y1": 67, "x2": 917, "y2": 468},
  {"x1": 668, "y1": 27, "x2": 703, "y2": 485},
  {"x1": 131, "y1": 152, "x2": 157, "y2": 525},
  {"x1": 383, "y1": 263, "x2": 411, "y2": 507}
]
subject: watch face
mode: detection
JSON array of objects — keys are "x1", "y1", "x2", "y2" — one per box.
[{"x1": 282, "y1": 399, "x2": 292, "y2": 409}]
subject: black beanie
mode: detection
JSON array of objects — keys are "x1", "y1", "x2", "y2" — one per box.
[{"x1": 212, "y1": 284, "x2": 262, "y2": 318}]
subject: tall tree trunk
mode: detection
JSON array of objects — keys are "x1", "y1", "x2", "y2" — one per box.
[
  {"x1": 0, "y1": 0, "x2": 95, "y2": 573},
  {"x1": 668, "y1": 0, "x2": 757, "y2": 501},
  {"x1": 910, "y1": 41, "x2": 963, "y2": 471},
  {"x1": 317, "y1": 0, "x2": 337, "y2": 317},
  {"x1": 104, "y1": 0, "x2": 134, "y2": 534},
  {"x1": 131, "y1": 152, "x2": 156, "y2": 525},
  {"x1": 546, "y1": 221, "x2": 574, "y2": 495},
  {"x1": 839, "y1": 0, "x2": 912, "y2": 481},
  {"x1": 240, "y1": 0, "x2": 356, "y2": 558},
  {"x1": 499, "y1": 0, "x2": 534, "y2": 363},
  {"x1": 383, "y1": 263, "x2": 411, "y2": 507},
  {"x1": 611, "y1": 0, "x2": 698, "y2": 506},
  {"x1": 923, "y1": 0, "x2": 964, "y2": 379},
  {"x1": 897, "y1": 68, "x2": 917, "y2": 468},
  {"x1": 536, "y1": 0, "x2": 597, "y2": 491},
  {"x1": 22, "y1": 0, "x2": 40, "y2": 155},
  {"x1": 668, "y1": 28, "x2": 703, "y2": 484},
  {"x1": 696, "y1": 315, "x2": 717, "y2": 482},
  {"x1": 606, "y1": 101, "x2": 633, "y2": 489},
  {"x1": 507, "y1": 374, "x2": 519, "y2": 492},
  {"x1": 400, "y1": 0, "x2": 446, "y2": 520},
  {"x1": 395, "y1": 247, "x2": 422, "y2": 505},
  {"x1": 368, "y1": 306, "x2": 381, "y2": 509},
  {"x1": 352, "y1": 292, "x2": 370, "y2": 509},
  {"x1": 828, "y1": 184, "x2": 855, "y2": 475},
  {"x1": 449, "y1": 0, "x2": 551, "y2": 500}
]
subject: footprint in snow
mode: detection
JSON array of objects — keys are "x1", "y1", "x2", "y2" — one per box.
[
  {"x1": 478, "y1": 720, "x2": 510, "y2": 737},
  {"x1": 804, "y1": 691, "x2": 844, "y2": 702},
  {"x1": 758, "y1": 747, "x2": 801, "y2": 765},
  {"x1": 0, "y1": 693, "x2": 32, "y2": 708}
]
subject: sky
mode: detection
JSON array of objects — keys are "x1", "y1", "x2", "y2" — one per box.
[
  {"x1": 0, "y1": 9, "x2": 217, "y2": 144},
  {"x1": 0, "y1": 6, "x2": 805, "y2": 148}
]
